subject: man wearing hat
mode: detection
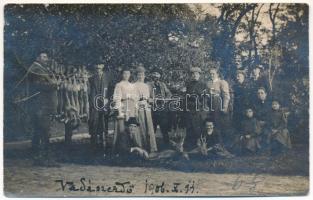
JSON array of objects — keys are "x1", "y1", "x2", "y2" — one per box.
[
  {"x1": 26, "y1": 52, "x2": 59, "y2": 166},
  {"x1": 88, "y1": 63, "x2": 113, "y2": 154},
  {"x1": 184, "y1": 67, "x2": 207, "y2": 150},
  {"x1": 148, "y1": 68, "x2": 172, "y2": 148},
  {"x1": 116, "y1": 117, "x2": 149, "y2": 160}
]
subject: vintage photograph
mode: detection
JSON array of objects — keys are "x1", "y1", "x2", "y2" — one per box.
[{"x1": 3, "y1": 3, "x2": 309, "y2": 197}]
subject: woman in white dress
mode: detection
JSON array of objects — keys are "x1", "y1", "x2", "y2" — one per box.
[
  {"x1": 112, "y1": 68, "x2": 140, "y2": 152},
  {"x1": 133, "y1": 66, "x2": 158, "y2": 153}
]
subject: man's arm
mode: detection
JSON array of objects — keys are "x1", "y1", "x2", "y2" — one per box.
[{"x1": 163, "y1": 82, "x2": 172, "y2": 98}]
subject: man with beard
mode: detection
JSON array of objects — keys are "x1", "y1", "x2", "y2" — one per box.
[{"x1": 27, "y1": 52, "x2": 59, "y2": 166}]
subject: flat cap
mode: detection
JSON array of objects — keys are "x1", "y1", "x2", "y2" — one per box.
[
  {"x1": 190, "y1": 67, "x2": 202, "y2": 73},
  {"x1": 95, "y1": 64, "x2": 105, "y2": 69}
]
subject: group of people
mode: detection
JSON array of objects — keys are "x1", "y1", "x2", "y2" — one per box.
[{"x1": 26, "y1": 52, "x2": 292, "y2": 166}]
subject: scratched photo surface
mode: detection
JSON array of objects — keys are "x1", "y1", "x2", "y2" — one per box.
[{"x1": 3, "y1": 4, "x2": 309, "y2": 197}]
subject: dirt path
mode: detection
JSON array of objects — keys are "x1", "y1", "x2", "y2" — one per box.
[{"x1": 4, "y1": 160, "x2": 309, "y2": 197}]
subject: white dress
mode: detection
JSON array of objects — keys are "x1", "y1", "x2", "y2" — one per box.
[
  {"x1": 113, "y1": 80, "x2": 138, "y2": 120},
  {"x1": 134, "y1": 82, "x2": 158, "y2": 152}
]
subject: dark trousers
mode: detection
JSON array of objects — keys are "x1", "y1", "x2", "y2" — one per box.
[
  {"x1": 30, "y1": 111, "x2": 52, "y2": 161},
  {"x1": 89, "y1": 113, "x2": 109, "y2": 153},
  {"x1": 185, "y1": 111, "x2": 205, "y2": 151},
  {"x1": 65, "y1": 120, "x2": 80, "y2": 145},
  {"x1": 152, "y1": 111, "x2": 170, "y2": 146}
]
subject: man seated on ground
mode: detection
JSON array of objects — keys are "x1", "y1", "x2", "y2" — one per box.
[
  {"x1": 115, "y1": 117, "x2": 149, "y2": 160},
  {"x1": 189, "y1": 119, "x2": 234, "y2": 159}
]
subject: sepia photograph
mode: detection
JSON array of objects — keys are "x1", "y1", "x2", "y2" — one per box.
[{"x1": 2, "y1": 2, "x2": 309, "y2": 197}]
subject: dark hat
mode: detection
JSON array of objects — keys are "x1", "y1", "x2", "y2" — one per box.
[
  {"x1": 126, "y1": 117, "x2": 140, "y2": 126},
  {"x1": 203, "y1": 116, "x2": 215, "y2": 125},
  {"x1": 151, "y1": 68, "x2": 162, "y2": 77}
]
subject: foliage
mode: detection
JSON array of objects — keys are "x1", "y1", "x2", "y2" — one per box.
[{"x1": 4, "y1": 4, "x2": 309, "y2": 141}]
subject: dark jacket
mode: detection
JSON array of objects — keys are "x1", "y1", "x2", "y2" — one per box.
[
  {"x1": 268, "y1": 109, "x2": 287, "y2": 130},
  {"x1": 253, "y1": 99, "x2": 271, "y2": 122},
  {"x1": 198, "y1": 130, "x2": 223, "y2": 148},
  {"x1": 148, "y1": 81, "x2": 172, "y2": 99},
  {"x1": 240, "y1": 117, "x2": 262, "y2": 137},
  {"x1": 27, "y1": 61, "x2": 58, "y2": 114},
  {"x1": 233, "y1": 81, "x2": 250, "y2": 112},
  {"x1": 186, "y1": 80, "x2": 207, "y2": 112}
]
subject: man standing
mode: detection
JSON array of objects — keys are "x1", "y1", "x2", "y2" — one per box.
[
  {"x1": 206, "y1": 68, "x2": 231, "y2": 143},
  {"x1": 88, "y1": 63, "x2": 112, "y2": 155},
  {"x1": 148, "y1": 69, "x2": 172, "y2": 149},
  {"x1": 184, "y1": 67, "x2": 207, "y2": 150},
  {"x1": 27, "y1": 52, "x2": 59, "y2": 166}
]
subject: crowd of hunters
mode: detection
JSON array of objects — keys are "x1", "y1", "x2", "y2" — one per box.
[{"x1": 25, "y1": 52, "x2": 292, "y2": 166}]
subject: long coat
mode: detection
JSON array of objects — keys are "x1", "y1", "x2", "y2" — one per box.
[
  {"x1": 233, "y1": 82, "x2": 250, "y2": 128},
  {"x1": 88, "y1": 72, "x2": 113, "y2": 136}
]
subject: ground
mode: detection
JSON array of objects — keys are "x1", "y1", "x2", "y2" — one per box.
[
  {"x1": 4, "y1": 160, "x2": 309, "y2": 197},
  {"x1": 3, "y1": 123, "x2": 310, "y2": 197}
]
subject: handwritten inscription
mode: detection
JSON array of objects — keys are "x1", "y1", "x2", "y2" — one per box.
[
  {"x1": 55, "y1": 178, "x2": 198, "y2": 194},
  {"x1": 232, "y1": 174, "x2": 266, "y2": 192},
  {"x1": 144, "y1": 179, "x2": 197, "y2": 194},
  {"x1": 55, "y1": 178, "x2": 134, "y2": 193}
]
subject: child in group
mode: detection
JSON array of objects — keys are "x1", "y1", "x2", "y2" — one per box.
[
  {"x1": 266, "y1": 100, "x2": 292, "y2": 155},
  {"x1": 238, "y1": 108, "x2": 262, "y2": 155},
  {"x1": 64, "y1": 106, "x2": 81, "y2": 146}
]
